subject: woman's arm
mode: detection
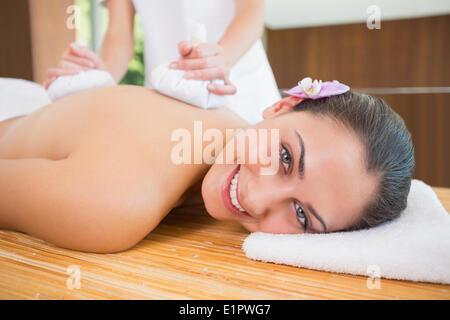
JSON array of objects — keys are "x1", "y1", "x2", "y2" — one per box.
[{"x1": 100, "y1": 0, "x2": 136, "y2": 82}]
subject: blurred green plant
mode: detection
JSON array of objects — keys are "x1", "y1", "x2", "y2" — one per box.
[
  {"x1": 75, "y1": 0, "x2": 91, "y2": 44},
  {"x1": 120, "y1": 16, "x2": 145, "y2": 86},
  {"x1": 75, "y1": 0, "x2": 145, "y2": 86}
]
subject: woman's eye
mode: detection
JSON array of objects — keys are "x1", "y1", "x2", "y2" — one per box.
[
  {"x1": 295, "y1": 203, "x2": 307, "y2": 229},
  {"x1": 280, "y1": 145, "x2": 291, "y2": 172}
]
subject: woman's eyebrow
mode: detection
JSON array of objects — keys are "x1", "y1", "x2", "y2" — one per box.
[
  {"x1": 306, "y1": 203, "x2": 327, "y2": 233},
  {"x1": 294, "y1": 130, "x2": 305, "y2": 179},
  {"x1": 294, "y1": 129, "x2": 328, "y2": 233}
]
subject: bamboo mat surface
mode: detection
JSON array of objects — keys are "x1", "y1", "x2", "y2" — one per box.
[{"x1": 1, "y1": 187, "x2": 449, "y2": 300}]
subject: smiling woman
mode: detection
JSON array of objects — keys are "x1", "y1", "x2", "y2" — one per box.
[{"x1": 202, "y1": 90, "x2": 415, "y2": 234}]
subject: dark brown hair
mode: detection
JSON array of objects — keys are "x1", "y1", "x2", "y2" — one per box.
[{"x1": 293, "y1": 90, "x2": 415, "y2": 231}]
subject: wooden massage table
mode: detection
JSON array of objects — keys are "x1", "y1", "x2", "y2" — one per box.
[{"x1": 0, "y1": 187, "x2": 449, "y2": 300}]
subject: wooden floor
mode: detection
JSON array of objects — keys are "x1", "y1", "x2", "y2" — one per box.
[{"x1": 1, "y1": 188, "x2": 449, "y2": 300}]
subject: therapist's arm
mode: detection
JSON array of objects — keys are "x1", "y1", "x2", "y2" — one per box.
[
  {"x1": 219, "y1": 0, "x2": 265, "y2": 68},
  {"x1": 101, "y1": 0, "x2": 136, "y2": 82},
  {"x1": 171, "y1": 0, "x2": 265, "y2": 95},
  {"x1": 44, "y1": 0, "x2": 135, "y2": 88}
]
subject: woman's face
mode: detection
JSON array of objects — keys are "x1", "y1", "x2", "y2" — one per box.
[{"x1": 201, "y1": 97, "x2": 379, "y2": 234}]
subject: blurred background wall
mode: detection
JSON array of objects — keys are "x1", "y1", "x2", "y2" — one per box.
[
  {"x1": 0, "y1": 0, "x2": 75, "y2": 83},
  {"x1": 0, "y1": 0, "x2": 449, "y2": 187}
]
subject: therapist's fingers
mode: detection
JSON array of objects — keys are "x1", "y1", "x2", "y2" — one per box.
[
  {"x1": 207, "y1": 78, "x2": 237, "y2": 96},
  {"x1": 178, "y1": 42, "x2": 221, "y2": 59},
  {"x1": 170, "y1": 58, "x2": 204, "y2": 70},
  {"x1": 178, "y1": 41, "x2": 193, "y2": 57},
  {"x1": 184, "y1": 66, "x2": 227, "y2": 81},
  {"x1": 43, "y1": 76, "x2": 57, "y2": 89},
  {"x1": 68, "y1": 43, "x2": 106, "y2": 69},
  {"x1": 59, "y1": 60, "x2": 90, "y2": 71},
  {"x1": 172, "y1": 55, "x2": 225, "y2": 71},
  {"x1": 184, "y1": 43, "x2": 223, "y2": 59},
  {"x1": 47, "y1": 67, "x2": 81, "y2": 80},
  {"x1": 62, "y1": 54, "x2": 96, "y2": 69}
]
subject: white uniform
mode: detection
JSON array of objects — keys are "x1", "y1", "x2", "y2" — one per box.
[
  {"x1": 99, "y1": 0, "x2": 281, "y2": 124},
  {"x1": 131, "y1": 0, "x2": 281, "y2": 124}
]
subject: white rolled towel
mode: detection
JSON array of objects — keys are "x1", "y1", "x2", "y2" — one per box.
[
  {"x1": 149, "y1": 21, "x2": 227, "y2": 109},
  {"x1": 47, "y1": 39, "x2": 116, "y2": 101},
  {"x1": 47, "y1": 69, "x2": 116, "y2": 101},
  {"x1": 150, "y1": 64, "x2": 226, "y2": 109}
]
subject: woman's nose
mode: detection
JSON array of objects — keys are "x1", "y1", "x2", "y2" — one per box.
[{"x1": 241, "y1": 166, "x2": 291, "y2": 219}]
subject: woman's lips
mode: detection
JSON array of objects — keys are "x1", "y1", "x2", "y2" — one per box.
[{"x1": 221, "y1": 164, "x2": 251, "y2": 217}]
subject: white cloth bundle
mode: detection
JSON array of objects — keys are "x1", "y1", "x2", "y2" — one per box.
[
  {"x1": 242, "y1": 179, "x2": 450, "y2": 284},
  {"x1": 150, "y1": 63, "x2": 226, "y2": 109},
  {"x1": 47, "y1": 69, "x2": 116, "y2": 102},
  {"x1": 46, "y1": 39, "x2": 116, "y2": 102},
  {"x1": 149, "y1": 21, "x2": 227, "y2": 109}
]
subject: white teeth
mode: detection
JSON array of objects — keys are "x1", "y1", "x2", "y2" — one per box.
[{"x1": 229, "y1": 169, "x2": 246, "y2": 212}]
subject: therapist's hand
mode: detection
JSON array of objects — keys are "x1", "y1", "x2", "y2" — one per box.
[
  {"x1": 169, "y1": 42, "x2": 237, "y2": 96},
  {"x1": 44, "y1": 43, "x2": 108, "y2": 89}
]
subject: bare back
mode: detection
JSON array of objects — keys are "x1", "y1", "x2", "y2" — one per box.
[{"x1": 0, "y1": 85, "x2": 248, "y2": 252}]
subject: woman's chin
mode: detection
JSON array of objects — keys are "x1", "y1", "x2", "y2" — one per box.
[{"x1": 203, "y1": 201, "x2": 228, "y2": 221}]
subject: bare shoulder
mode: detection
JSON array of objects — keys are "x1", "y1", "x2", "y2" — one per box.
[{"x1": 86, "y1": 85, "x2": 249, "y2": 129}]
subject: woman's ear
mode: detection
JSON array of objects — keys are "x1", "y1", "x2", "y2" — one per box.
[{"x1": 262, "y1": 96, "x2": 304, "y2": 119}]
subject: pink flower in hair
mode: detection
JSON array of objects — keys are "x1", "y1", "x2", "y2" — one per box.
[{"x1": 284, "y1": 77, "x2": 350, "y2": 100}]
